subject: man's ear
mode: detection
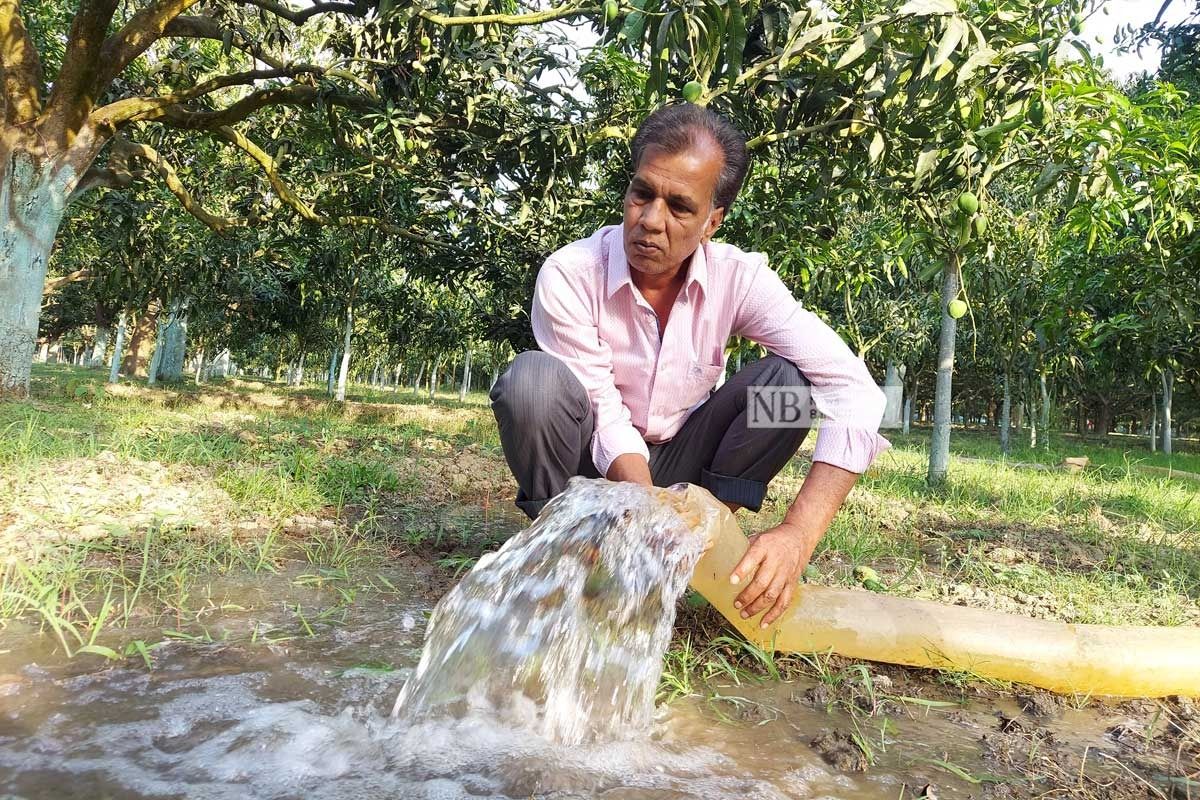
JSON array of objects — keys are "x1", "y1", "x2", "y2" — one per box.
[{"x1": 702, "y1": 206, "x2": 726, "y2": 242}]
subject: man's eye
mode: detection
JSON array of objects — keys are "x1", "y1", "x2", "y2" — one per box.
[{"x1": 671, "y1": 203, "x2": 693, "y2": 215}]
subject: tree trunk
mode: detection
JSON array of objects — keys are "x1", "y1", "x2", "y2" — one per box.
[
  {"x1": 1038, "y1": 373, "x2": 1050, "y2": 450},
  {"x1": 292, "y1": 352, "x2": 306, "y2": 387},
  {"x1": 902, "y1": 392, "x2": 912, "y2": 435},
  {"x1": 429, "y1": 354, "x2": 442, "y2": 401},
  {"x1": 326, "y1": 349, "x2": 338, "y2": 396},
  {"x1": 108, "y1": 313, "x2": 128, "y2": 384},
  {"x1": 999, "y1": 372, "x2": 1011, "y2": 456},
  {"x1": 122, "y1": 308, "x2": 159, "y2": 377},
  {"x1": 88, "y1": 327, "x2": 110, "y2": 368},
  {"x1": 1150, "y1": 390, "x2": 1157, "y2": 452},
  {"x1": 1027, "y1": 379, "x2": 1037, "y2": 449},
  {"x1": 413, "y1": 361, "x2": 426, "y2": 396},
  {"x1": 336, "y1": 305, "x2": 353, "y2": 402},
  {"x1": 0, "y1": 155, "x2": 71, "y2": 396},
  {"x1": 1162, "y1": 367, "x2": 1174, "y2": 455},
  {"x1": 883, "y1": 360, "x2": 902, "y2": 429},
  {"x1": 490, "y1": 365, "x2": 500, "y2": 391},
  {"x1": 147, "y1": 317, "x2": 166, "y2": 386},
  {"x1": 157, "y1": 300, "x2": 188, "y2": 382},
  {"x1": 459, "y1": 348, "x2": 473, "y2": 402},
  {"x1": 927, "y1": 254, "x2": 961, "y2": 484},
  {"x1": 1095, "y1": 402, "x2": 1112, "y2": 440}
]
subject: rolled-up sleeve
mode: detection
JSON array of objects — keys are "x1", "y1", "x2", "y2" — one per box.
[
  {"x1": 733, "y1": 258, "x2": 890, "y2": 474},
  {"x1": 531, "y1": 262, "x2": 650, "y2": 476}
]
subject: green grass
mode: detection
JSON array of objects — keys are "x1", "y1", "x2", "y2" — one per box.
[
  {"x1": 4, "y1": 363, "x2": 1198, "y2": 669},
  {"x1": 0, "y1": 364, "x2": 506, "y2": 654}
]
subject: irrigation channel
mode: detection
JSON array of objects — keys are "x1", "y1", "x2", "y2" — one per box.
[{"x1": 0, "y1": 482, "x2": 1186, "y2": 799}]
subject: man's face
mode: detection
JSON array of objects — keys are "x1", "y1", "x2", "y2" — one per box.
[{"x1": 623, "y1": 138, "x2": 726, "y2": 278}]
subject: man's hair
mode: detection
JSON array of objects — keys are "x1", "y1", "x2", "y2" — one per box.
[{"x1": 629, "y1": 103, "x2": 750, "y2": 211}]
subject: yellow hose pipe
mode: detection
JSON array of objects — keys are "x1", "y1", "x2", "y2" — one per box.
[{"x1": 661, "y1": 484, "x2": 1200, "y2": 698}]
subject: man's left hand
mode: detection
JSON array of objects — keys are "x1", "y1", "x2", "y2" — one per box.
[{"x1": 729, "y1": 522, "x2": 816, "y2": 627}]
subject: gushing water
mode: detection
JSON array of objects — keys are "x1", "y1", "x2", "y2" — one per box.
[{"x1": 391, "y1": 477, "x2": 711, "y2": 744}]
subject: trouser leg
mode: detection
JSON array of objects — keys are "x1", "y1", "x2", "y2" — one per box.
[
  {"x1": 490, "y1": 351, "x2": 599, "y2": 519},
  {"x1": 649, "y1": 355, "x2": 811, "y2": 512}
]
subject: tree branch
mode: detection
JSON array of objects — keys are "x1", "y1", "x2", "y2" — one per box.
[
  {"x1": 144, "y1": 84, "x2": 373, "y2": 130},
  {"x1": 160, "y1": 14, "x2": 287, "y2": 69},
  {"x1": 96, "y1": 0, "x2": 206, "y2": 94},
  {"x1": 44, "y1": 268, "x2": 93, "y2": 293},
  {"x1": 212, "y1": 124, "x2": 457, "y2": 250},
  {"x1": 419, "y1": 2, "x2": 598, "y2": 27},
  {"x1": 42, "y1": 0, "x2": 121, "y2": 141},
  {"x1": 236, "y1": 0, "x2": 361, "y2": 24},
  {"x1": 1152, "y1": 0, "x2": 1174, "y2": 27},
  {"x1": 745, "y1": 119, "x2": 854, "y2": 149},
  {"x1": 0, "y1": 0, "x2": 43, "y2": 124},
  {"x1": 92, "y1": 65, "x2": 326, "y2": 127},
  {"x1": 115, "y1": 137, "x2": 242, "y2": 232}
]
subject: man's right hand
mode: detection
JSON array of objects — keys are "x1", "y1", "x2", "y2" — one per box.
[{"x1": 606, "y1": 453, "x2": 653, "y2": 487}]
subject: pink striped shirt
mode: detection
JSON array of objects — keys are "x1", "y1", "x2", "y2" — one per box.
[{"x1": 531, "y1": 225, "x2": 890, "y2": 478}]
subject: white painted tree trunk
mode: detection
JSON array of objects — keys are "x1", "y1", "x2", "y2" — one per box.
[
  {"x1": 192, "y1": 348, "x2": 204, "y2": 385},
  {"x1": 902, "y1": 393, "x2": 912, "y2": 435},
  {"x1": 429, "y1": 355, "x2": 442, "y2": 401},
  {"x1": 927, "y1": 256, "x2": 960, "y2": 484},
  {"x1": 336, "y1": 305, "x2": 353, "y2": 402},
  {"x1": 883, "y1": 360, "x2": 903, "y2": 429},
  {"x1": 413, "y1": 361, "x2": 425, "y2": 396},
  {"x1": 327, "y1": 349, "x2": 338, "y2": 396},
  {"x1": 1039, "y1": 373, "x2": 1050, "y2": 450},
  {"x1": 490, "y1": 365, "x2": 500, "y2": 391},
  {"x1": 292, "y1": 352, "x2": 306, "y2": 387},
  {"x1": 108, "y1": 314, "x2": 128, "y2": 384},
  {"x1": 88, "y1": 327, "x2": 110, "y2": 368},
  {"x1": 1161, "y1": 368, "x2": 1173, "y2": 455},
  {"x1": 147, "y1": 317, "x2": 166, "y2": 386},
  {"x1": 36, "y1": 342, "x2": 48, "y2": 363},
  {"x1": 1028, "y1": 385, "x2": 1037, "y2": 449},
  {"x1": 459, "y1": 349, "x2": 473, "y2": 402},
  {"x1": 0, "y1": 156, "x2": 70, "y2": 396},
  {"x1": 209, "y1": 349, "x2": 231, "y2": 379},
  {"x1": 999, "y1": 372, "x2": 1012, "y2": 456}
]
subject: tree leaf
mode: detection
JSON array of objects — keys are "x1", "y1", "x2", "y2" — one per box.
[
  {"x1": 928, "y1": 17, "x2": 966, "y2": 75},
  {"x1": 914, "y1": 146, "x2": 940, "y2": 183},
  {"x1": 835, "y1": 25, "x2": 882, "y2": 70},
  {"x1": 725, "y1": 0, "x2": 747, "y2": 85},
  {"x1": 1031, "y1": 163, "x2": 1064, "y2": 195},
  {"x1": 869, "y1": 131, "x2": 885, "y2": 164}
]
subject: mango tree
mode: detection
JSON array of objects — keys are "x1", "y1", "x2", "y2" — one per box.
[{"x1": 0, "y1": 0, "x2": 607, "y2": 396}]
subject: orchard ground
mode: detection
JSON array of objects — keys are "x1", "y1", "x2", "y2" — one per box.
[{"x1": 3, "y1": 363, "x2": 1199, "y2": 796}]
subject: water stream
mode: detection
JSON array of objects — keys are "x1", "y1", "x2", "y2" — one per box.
[{"x1": 0, "y1": 480, "x2": 1160, "y2": 798}]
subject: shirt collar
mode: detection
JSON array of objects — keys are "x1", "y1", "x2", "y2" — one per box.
[{"x1": 605, "y1": 228, "x2": 709, "y2": 300}]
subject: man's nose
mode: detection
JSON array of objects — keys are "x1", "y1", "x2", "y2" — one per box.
[{"x1": 639, "y1": 198, "x2": 667, "y2": 232}]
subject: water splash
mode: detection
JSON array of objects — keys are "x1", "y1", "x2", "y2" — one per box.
[{"x1": 391, "y1": 477, "x2": 712, "y2": 745}]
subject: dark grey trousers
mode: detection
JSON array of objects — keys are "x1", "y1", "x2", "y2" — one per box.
[{"x1": 490, "y1": 351, "x2": 811, "y2": 519}]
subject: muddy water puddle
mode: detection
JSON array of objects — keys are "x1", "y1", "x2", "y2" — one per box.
[{"x1": 0, "y1": 566, "x2": 1172, "y2": 799}]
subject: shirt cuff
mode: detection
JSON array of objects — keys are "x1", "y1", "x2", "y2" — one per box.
[
  {"x1": 592, "y1": 423, "x2": 650, "y2": 478},
  {"x1": 811, "y1": 423, "x2": 892, "y2": 474}
]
